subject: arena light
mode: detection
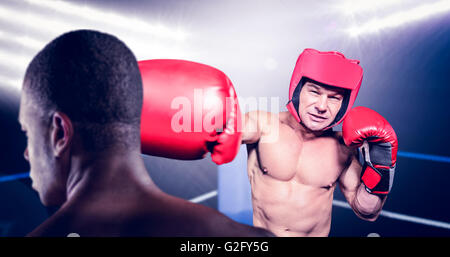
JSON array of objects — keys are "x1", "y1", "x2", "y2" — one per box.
[
  {"x1": 339, "y1": 0, "x2": 406, "y2": 15},
  {"x1": 0, "y1": 30, "x2": 46, "y2": 51},
  {"x1": 0, "y1": 3, "x2": 190, "y2": 58},
  {"x1": 346, "y1": 0, "x2": 450, "y2": 37},
  {"x1": 0, "y1": 0, "x2": 193, "y2": 92},
  {"x1": 24, "y1": 0, "x2": 188, "y2": 41},
  {"x1": 0, "y1": 74, "x2": 22, "y2": 91},
  {"x1": 0, "y1": 5, "x2": 75, "y2": 36},
  {"x1": 0, "y1": 49, "x2": 32, "y2": 70}
]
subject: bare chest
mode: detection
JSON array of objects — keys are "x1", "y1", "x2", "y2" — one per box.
[{"x1": 254, "y1": 125, "x2": 346, "y2": 188}]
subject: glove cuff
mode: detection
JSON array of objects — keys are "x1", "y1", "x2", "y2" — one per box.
[{"x1": 360, "y1": 141, "x2": 396, "y2": 195}]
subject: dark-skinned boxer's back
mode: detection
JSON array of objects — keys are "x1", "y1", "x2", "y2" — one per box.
[{"x1": 27, "y1": 161, "x2": 272, "y2": 237}]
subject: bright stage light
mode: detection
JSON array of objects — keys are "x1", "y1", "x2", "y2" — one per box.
[
  {"x1": 24, "y1": 0, "x2": 188, "y2": 41},
  {"x1": 0, "y1": 0, "x2": 193, "y2": 92},
  {"x1": 339, "y1": 0, "x2": 407, "y2": 15},
  {"x1": 0, "y1": 30, "x2": 46, "y2": 51},
  {"x1": 0, "y1": 5, "x2": 76, "y2": 36},
  {"x1": 0, "y1": 49, "x2": 32, "y2": 70},
  {"x1": 0, "y1": 1, "x2": 190, "y2": 57},
  {"x1": 0, "y1": 74, "x2": 22, "y2": 91},
  {"x1": 346, "y1": 0, "x2": 450, "y2": 37}
]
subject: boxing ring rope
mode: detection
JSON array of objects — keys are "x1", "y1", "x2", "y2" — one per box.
[
  {"x1": 396, "y1": 151, "x2": 450, "y2": 163},
  {"x1": 212, "y1": 150, "x2": 450, "y2": 231},
  {"x1": 190, "y1": 189, "x2": 450, "y2": 231},
  {"x1": 2, "y1": 150, "x2": 449, "y2": 183},
  {"x1": 331, "y1": 199, "x2": 450, "y2": 230},
  {"x1": 1, "y1": 150, "x2": 449, "y2": 231},
  {"x1": 0, "y1": 172, "x2": 30, "y2": 183}
]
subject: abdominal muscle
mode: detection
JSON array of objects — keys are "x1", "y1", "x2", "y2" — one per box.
[{"x1": 248, "y1": 153, "x2": 335, "y2": 237}]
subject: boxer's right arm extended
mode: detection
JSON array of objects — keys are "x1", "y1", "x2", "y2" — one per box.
[{"x1": 241, "y1": 111, "x2": 276, "y2": 144}]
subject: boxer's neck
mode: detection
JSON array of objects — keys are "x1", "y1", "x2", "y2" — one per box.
[{"x1": 65, "y1": 150, "x2": 160, "y2": 204}]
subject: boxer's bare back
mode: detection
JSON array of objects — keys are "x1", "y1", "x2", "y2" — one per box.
[{"x1": 244, "y1": 111, "x2": 352, "y2": 236}]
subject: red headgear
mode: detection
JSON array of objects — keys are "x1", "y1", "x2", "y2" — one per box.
[{"x1": 286, "y1": 48, "x2": 363, "y2": 130}]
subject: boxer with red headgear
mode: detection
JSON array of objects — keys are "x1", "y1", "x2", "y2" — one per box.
[{"x1": 241, "y1": 49, "x2": 398, "y2": 236}]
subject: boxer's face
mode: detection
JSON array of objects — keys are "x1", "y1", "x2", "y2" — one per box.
[
  {"x1": 18, "y1": 90, "x2": 68, "y2": 206},
  {"x1": 298, "y1": 81, "x2": 345, "y2": 131}
]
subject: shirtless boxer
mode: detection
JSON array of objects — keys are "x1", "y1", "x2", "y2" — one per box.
[
  {"x1": 19, "y1": 29, "x2": 271, "y2": 236},
  {"x1": 241, "y1": 49, "x2": 398, "y2": 236}
]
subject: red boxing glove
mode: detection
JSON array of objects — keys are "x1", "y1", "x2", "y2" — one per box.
[
  {"x1": 139, "y1": 59, "x2": 241, "y2": 165},
  {"x1": 343, "y1": 106, "x2": 398, "y2": 195}
]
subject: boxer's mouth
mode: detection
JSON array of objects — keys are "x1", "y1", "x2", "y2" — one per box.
[{"x1": 308, "y1": 113, "x2": 327, "y2": 121}]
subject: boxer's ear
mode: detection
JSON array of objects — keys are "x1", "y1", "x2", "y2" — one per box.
[{"x1": 50, "y1": 111, "x2": 73, "y2": 157}]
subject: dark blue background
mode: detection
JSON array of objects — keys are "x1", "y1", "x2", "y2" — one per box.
[{"x1": 0, "y1": 0, "x2": 449, "y2": 236}]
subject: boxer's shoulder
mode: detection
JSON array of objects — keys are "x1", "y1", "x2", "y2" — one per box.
[
  {"x1": 278, "y1": 111, "x2": 300, "y2": 132},
  {"x1": 278, "y1": 111, "x2": 292, "y2": 123},
  {"x1": 329, "y1": 131, "x2": 345, "y2": 146},
  {"x1": 245, "y1": 110, "x2": 278, "y2": 124},
  {"x1": 326, "y1": 131, "x2": 347, "y2": 147},
  {"x1": 330, "y1": 131, "x2": 357, "y2": 162},
  {"x1": 27, "y1": 207, "x2": 73, "y2": 236},
  {"x1": 246, "y1": 110, "x2": 282, "y2": 137}
]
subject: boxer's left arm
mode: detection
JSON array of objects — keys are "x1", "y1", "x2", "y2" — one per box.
[
  {"x1": 338, "y1": 149, "x2": 386, "y2": 221},
  {"x1": 339, "y1": 106, "x2": 398, "y2": 221}
]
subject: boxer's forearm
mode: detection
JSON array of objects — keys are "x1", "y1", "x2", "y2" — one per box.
[{"x1": 352, "y1": 183, "x2": 386, "y2": 221}]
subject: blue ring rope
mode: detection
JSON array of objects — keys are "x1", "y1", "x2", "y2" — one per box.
[
  {"x1": 398, "y1": 151, "x2": 450, "y2": 163},
  {"x1": 0, "y1": 172, "x2": 30, "y2": 183},
  {"x1": 0, "y1": 151, "x2": 448, "y2": 184}
]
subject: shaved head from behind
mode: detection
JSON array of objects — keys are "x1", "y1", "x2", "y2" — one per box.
[
  {"x1": 20, "y1": 30, "x2": 143, "y2": 207},
  {"x1": 23, "y1": 29, "x2": 143, "y2": 153}
]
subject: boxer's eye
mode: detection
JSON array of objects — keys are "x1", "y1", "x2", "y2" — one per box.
[{"x1": 329, "y1": 95, "x2": 342, "y2": 100}]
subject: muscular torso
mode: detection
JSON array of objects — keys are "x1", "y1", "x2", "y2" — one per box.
[{"x1": 247, "y1": 112, "x2": 350, "y2": 236}]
